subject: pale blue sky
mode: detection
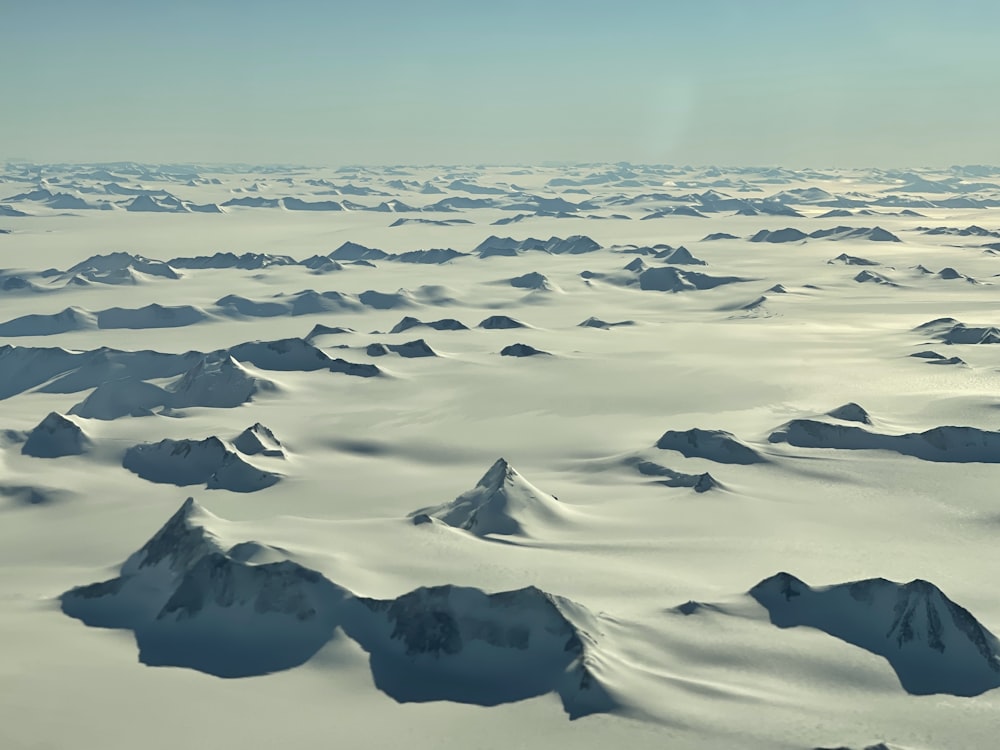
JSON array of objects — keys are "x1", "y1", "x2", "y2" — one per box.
[{"x1": 3, "y1": 0, "x2": 998, "y2": 166}]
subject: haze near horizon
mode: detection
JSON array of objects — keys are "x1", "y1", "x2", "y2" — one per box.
[{"x1": 4, "y1": 0, "x2": 999, "y2": 167}]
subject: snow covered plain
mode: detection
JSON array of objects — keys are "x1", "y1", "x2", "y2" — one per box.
[{"x1": 3, "y1": 162, "x2": 1000, "y2": 749}]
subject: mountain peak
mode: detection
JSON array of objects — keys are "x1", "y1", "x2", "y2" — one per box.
[
  {"x1": 409, "y1": 458, "x2": 566, "y2": 537},
  {"x1": 477, "y1": 457, "x2": 514, "y2": 489},
  {"x1": 120, "y1": 496, "x2": 222, "y2": 576}
]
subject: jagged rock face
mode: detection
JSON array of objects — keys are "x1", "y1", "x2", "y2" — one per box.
[
  {"x1": 62, "y1": 498, "x2": 343, "y2": 677},
  {"x1": 474, "y1": 235, "x2": 599, "y2": 256},
  {"x1": 655, "y1": 428, "x2": 765, "y2": 465},
  {"x1": 167, "y1": 355, "x2": 268, "y2": 408},
  {"x1": 751, "y1": 572, "x2": 1000, "y2": 696},
  {"x1": 60, "y1": 498, "x2": 614, "y2": 717},
  {"x1": 409, "y1": 458, "x2": 566, "y2": 537},
  {"x1": 937, "y1": 322, "x2": 1000, "y2": 345},
  {"x1": 159, "y1": 554, "x2": 325, "y2": 622},
  {"x1": 61, "y1": 252, "x2": 180, "y2": 282},
  {"x1": 122, "y1": 437, "x2": 281, "y2": 492},
  {"x1": 346, "y1": 583, "x2": 613, "y2": 717},
  {"x1": 358, "y1": 585, "x2": 580, "y2": 657},
  {"x1": 122, "y1": 498, "x2": 224, "y2": 576},
  {"x1": 21, "y1": 412, "x2": 91, "y2": 458}
]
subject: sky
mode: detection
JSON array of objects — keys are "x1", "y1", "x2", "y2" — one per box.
[{"x1": 3, "y1": 0, "x2": 999, "y2": 167}]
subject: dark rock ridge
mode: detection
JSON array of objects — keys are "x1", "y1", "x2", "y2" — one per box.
[
  {"x1": 168, "y1": 252, "x2": 297, "y2": 269},
  {"x1": 509, "y1": 271, "x2": 557, "y2": 290},
  {"x1": 228, "y1": 338, "x2": 332, "y2": 371},
  {"x1": 60, "y1": 498, "x2": 615, "y2": 718},
  {"x1": 49, "y1": 252, "x2": 181, "y2": 284},
  {"x1": 854, "y1": 270, "x2": 898, "y2": 286},
  {"x1": 479, "y1": 315, "x2": 528, "y2": 330},
  {"x1": 166, "y1": 355, "x2": 275, "y2": 408},
  {"x1": 578, "y1": 317, "x2": 635, "y2": 329},
  {"x1": 304, "y1": 323, "x2": 355, "y2": 340},
  {"x1": 750, "y1": 228, "x2": 809, "y2": 243},
  {"x1": 919, "y1": 225, "x2": 1000, "y2": 238},
  {"x1": 828, "y1": 253, "x2": 879, "y2": 266},
  {"x1": 637, "y1": 267, "x2": 746, "y2": 293},
  {"x1": 769, "y1": 416, "x2": 1000, "y2": 463},
  {"x1": 655, "y1": 246, "x2": 707, "y2": 265},
  {"x1": 122, "y1": 435, "x2": 281, "y2": 492},
  {"x1": 367, "y1": 339, "x2": 437, "y2": 358},
  {"x1": 474, "y1": 235, "x2": 600, "y2": 258},
  {"x1": 909, "y1": 350, "x2": 966, "y2": 366},
  {"x1": 751, "y1": 572, "x2": 1000, "y2": 696},
  {"x1": 914, "y1": 318, "x2": 1000, "y2": 345},
  {"x1": 935, "y1": 267, "x2": 979, "y2": 283},
  {"x1": 233, "y1": 423, "x2": 284, "y2": 457},
  {"x1": 631, "y1": 459, "x2": 718, "y2": 492},
  {"x1": 655, "y1": 428, "x2": 765, "y2": 464},
  {"x1": 826, "y1": 402, "x2": 872, "y2": 424},
  {"x1": 501, "y1": 343, "x2": 549, "y2": 357},
  {"x1": 750, "y1": 226, "x2": 900, "y2": 243},
  {"x1": 390, "y1": 316, "x2": 468, "y2": 333}
]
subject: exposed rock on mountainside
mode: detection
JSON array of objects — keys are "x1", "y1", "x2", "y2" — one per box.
[
  {"x1": 409, "y1": 458, "x2": 568, "y2": 536},
  {"x1": 655, "y1": 428, "x2": 765, "y2": 464},
  {"x1": 751, "y1": 572, "x2": 1000, "y2": 696},
  {"x1": 61, "y1": 498, "x2": 615, "y2": 717},
  {"x1": 21, "y1": 412, "x2": 91, "y2": 458}
]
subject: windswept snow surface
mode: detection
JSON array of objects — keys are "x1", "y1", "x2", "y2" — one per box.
[{"x1": 4, "y1": 162, "x2": 1000, "y2": 750}]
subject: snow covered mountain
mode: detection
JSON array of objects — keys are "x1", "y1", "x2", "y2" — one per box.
[
  {"x1": 410, "y1": 458, "x2": 569, "y2": 537},
  {"x1": 61, "y1": 498, "x2": 615, "y2": 717},
  {"x1": 751, "y1": 572, "x2": 1000, "y2": 696}
]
